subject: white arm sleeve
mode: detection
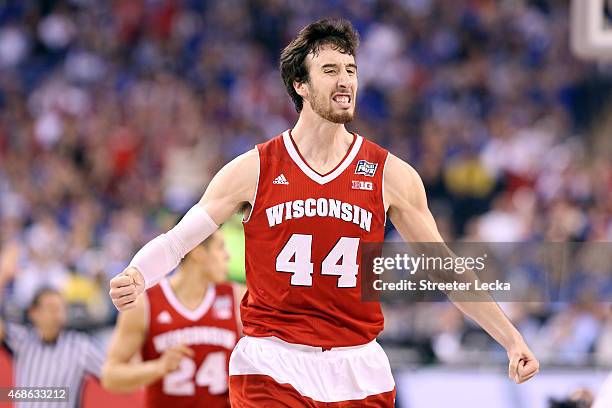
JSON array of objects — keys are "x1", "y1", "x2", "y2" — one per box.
[{"x1": 129, "y1": 205, "x2": 219, "y2": 289}]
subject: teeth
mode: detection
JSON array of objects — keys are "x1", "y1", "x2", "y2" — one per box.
[{"x1": 335, "y1": 95, "x2": 349, "y2": 103}]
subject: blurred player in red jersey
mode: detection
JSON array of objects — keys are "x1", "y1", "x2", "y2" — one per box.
[
  {"x1": 102, "y1": 231, "x2": 244, "y2": 408},
  {"x1": 109, "y1": 18, "x2": 539, "y2": 407}
]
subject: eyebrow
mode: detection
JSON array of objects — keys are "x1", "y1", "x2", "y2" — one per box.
[{"x1": 321, "y1": 63, "x2": 358, "y2": 70}]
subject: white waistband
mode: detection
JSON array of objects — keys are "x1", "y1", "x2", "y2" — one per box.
[{"x1": 245, "y1": 335, "x2": 377, "y2": 354}]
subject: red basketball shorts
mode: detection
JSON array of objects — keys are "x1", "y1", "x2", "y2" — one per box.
[{"x1": 228, "y1": 336, "x2": 396, "y2": 407}]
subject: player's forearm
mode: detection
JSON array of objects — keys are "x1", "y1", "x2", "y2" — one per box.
[
  {"x1": 129, "y1": 204, "x2": 219, "y2": 289},
  {"x1": 101, "y1": 360, "x2": 164, "y2": 393},
  {"x1": 390, "y1": 209, "x2": 524, "y2": 350},
  {"x1": 433, "y1": 260, "x2": 524, "y2": 350},
  {"x1": 452, "y1": 301, "x2": 523, "y2": 351}
]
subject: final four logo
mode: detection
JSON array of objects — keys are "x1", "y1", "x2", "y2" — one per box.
[
  {"x1": 212, "y1": 295, "x2": 233, "y2": 320},
  {"x1": 354, "y1": 160, "x2": 378, "y2": 177}
]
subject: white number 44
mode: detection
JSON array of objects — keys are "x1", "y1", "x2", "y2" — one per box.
[{"x1": 276, "y1": 234, "x2": 359, "y2": 288}]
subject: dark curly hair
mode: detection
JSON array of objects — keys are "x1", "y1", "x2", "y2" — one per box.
[{"x1": 279, "y1": 18, "x2": 360, "y2": 113}]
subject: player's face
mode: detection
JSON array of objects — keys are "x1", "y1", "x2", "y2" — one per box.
[
  {"x1": 30, "y1": 293, "x2": 67, "y2": 335},
  {"x1": 203, "y1": 232, "x2": 230, "y2": 283},
  {"x1": 303, "y1": 45, "x2": 358, "y2": 123}
]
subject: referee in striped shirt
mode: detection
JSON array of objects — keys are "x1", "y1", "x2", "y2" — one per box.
[{"x1": 0, "y1": 287, "x2": 106, "y2": 408}]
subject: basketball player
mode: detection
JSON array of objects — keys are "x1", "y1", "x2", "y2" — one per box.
[
  {"x1": 102, "y1": 231, "x2": 243, "y2": 407},
  {"x1": 109, "y1": 19, "x2": 540, "y2": 406}
]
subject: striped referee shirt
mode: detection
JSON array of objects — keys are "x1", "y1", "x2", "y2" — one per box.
[{"x1": 3, "y1": 322, "x2": 106, "y2": 408}]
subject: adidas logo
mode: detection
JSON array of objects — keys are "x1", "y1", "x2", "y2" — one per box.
[
  {"x1": 157, "y1": 311, "x2": 173, "y2": 324},
  {"x1": 273, "y1": 174, "x2": 289, "y2": 185}
]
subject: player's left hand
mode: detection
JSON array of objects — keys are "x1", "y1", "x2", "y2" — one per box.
[
  {"x1": 507, "y1": 340, "x2": 539, "y2": 384},
  {"x1": 109, "y1": 267, "x2": 146, "y2": 311}
]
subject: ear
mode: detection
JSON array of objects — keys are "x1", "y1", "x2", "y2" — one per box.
[
  {"x1": 27, "y1": 308, "x2": 36, "y2": 322},
  {"x1": 294, "y1": 80, "x2": 308, "y2": 99},
  {"x1": 191, "y1": 244, "x2": 207, "y2": 260}
]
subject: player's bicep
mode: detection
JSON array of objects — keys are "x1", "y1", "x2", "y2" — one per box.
[
  {"x1": 385, "y1": 154, "x2": 443, "y2": 242},
  {"x1": 105, "y1": 295, "x2": 147, "y2": 364},
  {"x1": 199, "y1": 148, "x2": 258, "y2": 225}
]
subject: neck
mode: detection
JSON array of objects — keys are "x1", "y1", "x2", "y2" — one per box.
[
  {"x1": 291, "y1": 109, "x2": 353, "y2": 169},
  {"x1": 36, "y1": 327, "x2": 60, "y2": 343},
  {"x1": 169, "y1": 261, "x2": 210, "y2": 307}
]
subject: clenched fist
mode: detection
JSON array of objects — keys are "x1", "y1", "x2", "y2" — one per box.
[
  {"x1": 156, "y1": 345, "x2": 195, "y2": 375},
  {"x1": 507, "y1": 341, "x2": 540, "y2": 384},
  {"x1": 109, "y1": 267, "x2": 146, "y2": 311}
]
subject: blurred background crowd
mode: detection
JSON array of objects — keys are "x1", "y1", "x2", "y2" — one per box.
[{"x1": 0, "y1": 0, "x2": 610, "y2": 378}]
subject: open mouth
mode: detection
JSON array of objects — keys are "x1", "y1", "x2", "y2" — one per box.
[{"x1": 332, "y1": 94, "x2": 352, "y2": 109}]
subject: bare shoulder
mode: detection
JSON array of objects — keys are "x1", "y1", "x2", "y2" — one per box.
[
  {"x1": 213, "y1": 148, "x2": 259, "y2": 196},
  {"x1": 384, "y1": 153, "x2": 426, "y2": 210},
  {"x1": 199, "y1": 148, "x2": 259, "y2": 222},
  {"x1": 223, "y1": 148, "x2": 259, "y2": 174},
  {"x1": 385, "y1": 153, "x2": 421, "y2": 181},
  {"x1": 205, "y1": 148, "x2": 259, "y2": 201}
]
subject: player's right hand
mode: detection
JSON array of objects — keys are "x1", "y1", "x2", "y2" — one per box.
[
  {"x1": 157, "y1": 345, "x2": 195, "y2": 375},
  {"x1": 109, "y1": 267, "x2": 146, "y2": 311}
]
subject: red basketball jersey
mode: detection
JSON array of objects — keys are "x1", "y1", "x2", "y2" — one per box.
[
  {"x1": 142, "y1": 280, "x2": 239, "y2": 408},
  {"x1": 241, "y1": 129, "x2": 388, "y2": 348}
]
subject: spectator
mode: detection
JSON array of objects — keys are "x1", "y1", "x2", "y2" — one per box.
[
  {"x1": 0, "y1": 287, "x2": 106, "y2": 408},
  {"x1": 0, "y1": 0, "x2": 608, "y2": 369}
]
